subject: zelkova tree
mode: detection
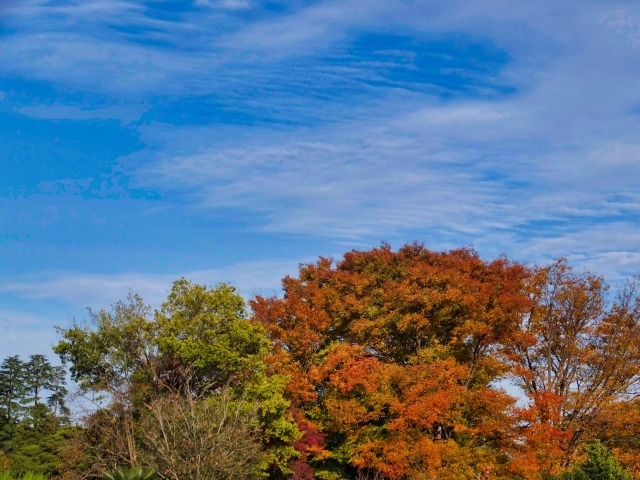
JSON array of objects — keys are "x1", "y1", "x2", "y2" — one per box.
[
  {"x1": 504, "y1": 260, "x2": 640, "y2": 477},
  {"x1": 54, "y1": 280, "x2": 299, "y2": 479},
  {"x1": 251, "y1": 243, "x2": 531, "y2": 479}
]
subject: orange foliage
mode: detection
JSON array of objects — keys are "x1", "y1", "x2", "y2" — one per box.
[
  {"x1": 504, "y1": 261, "x2": 640, "y2": 476},
  {"x1": 251, "y1": 246, "x2": 640, "y2": 478},
  {"x1": 251, "y1": 243, "x2": 530, "y2": 478},
  {"x1": 590, "y1": 400, "x2": 640, "y2": 478}
]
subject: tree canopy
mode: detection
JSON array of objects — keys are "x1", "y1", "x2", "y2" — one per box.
[
  {"x1": 251, "y1": 244, "x2": 640, "y2": 479},
  {"x1": 54, "y1": 279, "x2": 299, "y2": 479},
  {"x1": 5, "y1": 243, "x2": 639, "y2": 480}
]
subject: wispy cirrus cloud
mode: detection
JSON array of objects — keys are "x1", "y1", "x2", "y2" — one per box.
[
  {"x1": 0, "y1": 309, "x2": 61, "y2": 358},
  {"x1": 2, "y1": 0, "x2": 640, "y2": 356},
  {"x1": 0, "y1": 258, "x2": 304, "y2": 310},
  {"x1": 124, "y1": 0, "x2": 640, "y2": 273}
]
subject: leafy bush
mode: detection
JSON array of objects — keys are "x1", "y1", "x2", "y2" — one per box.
[
  {"x1": 0, "y1": 472, "x2": 49, "y2": 480},
  {"x1": 550, "y1": 441, "x2": 632, "y2": 480}
]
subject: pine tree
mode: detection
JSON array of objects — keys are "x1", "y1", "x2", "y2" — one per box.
[
  {"x1": 0, "y1": 356, "x2": 27, "y2": 453},
  {"x1": 0, "y1": 356, "x2": 27, "y2": 422},
  {"x1": 0, "y1": 355, "x2": 70, "y2": 476}
]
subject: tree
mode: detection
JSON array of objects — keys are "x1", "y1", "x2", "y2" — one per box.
[
  {"x1": 0, "y1": 354, "x2": 71, "y2": 477},
  {"x1": 588, "y1": 400, "x2": 640, "y2": 477},
  {"x1": 0, "y1": 356, "x2": 27, "y2": 427},
  {"x1": 504, "y1": 261, "x2": 640, "y2": 476},
  {"x1": 55, "y1": 279, "x2": 299, "y2": 479},
  {"x1": 153, "y1": 279, "x2": 299, "y2": 477},
  {"x1": 549, "y1": 441, "x2": 633, "y2": 480},
  {"x1": 54, "y1": 291, "x2": 156, "y2": 469},
  {"x1": 251, "y1": 243, "x2": 531, "y2": 479},
  {"x1": 154, "y1": 279, "x2": 271, "y2": 394},
  {"x1": 23, "y1": 355, "x2": 56, "y2": 408},
  {"x1": 9, "y1": 403, "x2": 68, "y2": 476}
]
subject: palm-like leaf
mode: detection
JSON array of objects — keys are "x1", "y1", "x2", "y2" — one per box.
[{"x1": 103, "y1": 467, "x2": 157, "y2": 480}]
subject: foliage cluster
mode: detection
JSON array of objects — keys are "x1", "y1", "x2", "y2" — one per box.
[
  {"x1": 102, "y1": 467, "x2": 156, "y2": 480},
  {"x1": 4, "y1": 243, "x2": 640, "y2": 479},
  {"x1": 0, "y1": 355, "x2": 70, "y2": 477},
  {"x1": 53, "y1": 279, "x2": 298, "y2": 479},
  {"x1": 547, "y1": 441, "x2": 633, "y2": 480},
  {"x1": 0, "y1": 473, "x2": 49, "y2": 480},
  {"x1": 248, "y1": 244, "x2": 640, "y2": 479}
]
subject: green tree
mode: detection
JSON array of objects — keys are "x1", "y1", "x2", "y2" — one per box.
[
  {"x1": 54, "y1": 291, "x2": 156, "y2": 396},
  {"x1": 0, "y1": 355, "x2": 71, "y2": 477},
  {"x1": 54, "y1": 292, "x2": 157, "y2": 469},
  {"x1": 154, "y1": 279, "x2": 299, "y2": 476},
  {"x1": 550, "y1": 441, "x2": 633, "y2": 480},
  {"x1": 0, "y1": 357, "x2": 27, "y2": 426},
  {"x1": 9, "y1": 403, "x2": 66, "y2": 476},
  {"x1": 46, "y1": 365, "x2": 69, "y2": 418},
  {"x1": 0, "y1": 356, "x2": 26, "y2": 465},
  {"x1": 154, "y1": 279, "x2": 270, "y2": 394},
  {"x1": 55, "y1": 279, "x2": 299, "y2": 479},
  {"x1": 22, "y1": 354, "x2": 68, "y2": 413}
]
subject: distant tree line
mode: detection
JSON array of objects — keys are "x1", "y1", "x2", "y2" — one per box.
[
  {"x1": 2, "y1": 243, "x2": 640, "y2": 479},
  {"x1": 0, "y1": 355, "x2": 71, "y2": 476}
]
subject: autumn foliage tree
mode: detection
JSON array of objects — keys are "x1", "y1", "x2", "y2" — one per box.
[
  {"x1": 49, "y1": 244, "x2": 640, "y2": 480},
  {"x1": 251, "y1": 243, "x2": 531, "y2": 479},
  {"x1": 505, "y1": 261, "x2": 640, "y2": 477}
]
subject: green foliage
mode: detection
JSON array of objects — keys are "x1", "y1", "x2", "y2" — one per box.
[
  {"x1": 0, "y1": 355, "x2": 68, "y2": 478},
  {"x1": 0, "y1": 472, "x2": 49, "y2": 480},
  {"x1": 0, "y1": 356, "x2": 27, "y2": 427},
  {"x1": 249, "y1": 374, "x2": 300, "y2": 476},
  {"x1": 103, "y1": 466, "x2": 157, "y2": 480},
  {"x1": 22, "y1": 355, "x2": 67, "y2": 418},
  {"x1": 9, "y1": 405, "x2": 60, "y2": 476},
  {"x1": 550, "y1": 441, "x2": 633, "y2": 480},
  {"x1": 54, "y1": 291, "x2": 155, "y2": 394},
  {"x1": 155, "y1": 279, "x2": 270, "y2": 392},
  {"x1": 55, "y1": 279, "x2": 300, "y2": 478},
  {"x1": 154, "y1": 280, "x2": 300, "y2": 476}
]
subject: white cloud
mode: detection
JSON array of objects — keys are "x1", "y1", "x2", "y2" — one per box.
[
  {"x1": 3, "y1": 0, "x2": 640, "y2": 282},
  {"x1": 408, "y1": 104, "x2": 510, "y2": 125},
  {"x1": 0, "y1": 309, "x2": 61, "y2": 359},
  {"x1": 18, "y1": 101, "x2": 149, "y2": 123},
  {"x1": 219, "y1": 0, "x2": 251, "y2": 10},
  {"x1": 0, "y1": 32, "x2": 207, "y2": 96},
  {"x1": 132, "y1": 79, "x2": 640, "y2": 244},
  {"x1": 601, "y1": 9, "x2": 640, "y2": 48},
  {"x1": 0, "y1": 258, "x2": 304, "y2": 311},
  {"x1": 590, "y1": 143, "x2": 640, "y2": 166}
]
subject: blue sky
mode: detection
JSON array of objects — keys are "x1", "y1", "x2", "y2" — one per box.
[{"x1": 1, "y1": 0, "x2": 640, "y2": 359}]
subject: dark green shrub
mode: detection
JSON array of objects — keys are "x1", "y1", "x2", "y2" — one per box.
[{"x1": 550, "y1": 441, "x2": 632, "y2": 480}]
